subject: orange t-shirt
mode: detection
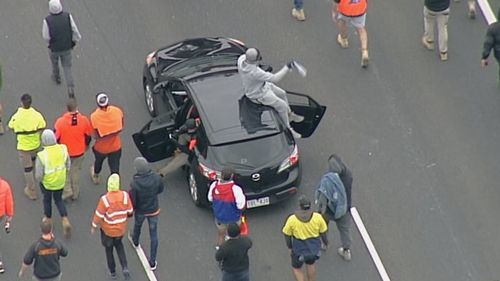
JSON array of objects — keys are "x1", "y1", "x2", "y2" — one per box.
[
  {"x1": 94, "y1": 134, "x2": 121, "y2": 154},
  {"x1": 90, "y1": 105, "x2": 124, "y2": 154},
  {"x1": 54, "y1": 112, "x2": 93, "y2": 157}
]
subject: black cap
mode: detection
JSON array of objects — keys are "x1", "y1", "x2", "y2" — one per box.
[
  {"x1": 298, "y1": 195, "x2": 311, "y2": 210},
  {"x1": 227, "y1": 223, "x2": 241, "y2": 238}
]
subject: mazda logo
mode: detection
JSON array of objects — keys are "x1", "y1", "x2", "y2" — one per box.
[{"x1": 251, "y1": 173, "x2": 260, "y2": 182}]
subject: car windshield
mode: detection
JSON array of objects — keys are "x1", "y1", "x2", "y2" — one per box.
[
  {"x1": 161, "y1": 54, "x2": 239, "y2": 78},
  {"x1": 188, "y1": 72, "x2": 283, "y2": 145}
]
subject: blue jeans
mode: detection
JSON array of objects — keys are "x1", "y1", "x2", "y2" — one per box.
[
  {"x1": 132, "y1": 213, "x2": 159, "y2": 265},
  {"x1": 40, "y1": 183, "x2": 67, "y2": 218},
  {"x1": 293, "y1": 0, "x2": 303, "y2": 9},
  {"x1": 222, "y1": 269, "x2": 249, "y2": 281}
]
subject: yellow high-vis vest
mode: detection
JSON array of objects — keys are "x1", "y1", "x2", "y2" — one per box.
[{"x1": 37, "y1": 144, "x2": 68, "y2": 190}]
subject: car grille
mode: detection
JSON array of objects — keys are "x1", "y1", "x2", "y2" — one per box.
[{"x1": 234, "y1": 167, "x2": 288, "y2": 193}]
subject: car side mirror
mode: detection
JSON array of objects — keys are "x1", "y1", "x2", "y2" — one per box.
[{"x1": 259, "y1": 64, "x2": 273, "y2": 72}]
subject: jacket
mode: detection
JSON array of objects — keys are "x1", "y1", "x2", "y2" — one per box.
[
  {"x1": 237, "y1": 55, "x2": 290, "y2": 100},
  {"x1": 482, "y1": 11, "x2": 500, "y2": 60},
  {"x1": 35, "y1": 130, "x2": 70, "y2": 190},
  {"x1": 8, "y1": 107, "x2": 47, "y2": 151},
  {"x1": 54, "y1": 111, "x2": 93, "y2": 157},
  {"x1": 92, "y1": 190, "x2": 133, "y2": 237},
  {"x1": 207, "y1": 180, "x2": 246, "y2": 224},
  {"x1": 424, "y1": 0, "x2": 450, "y2": 12},
  {"x1": 42, "y1": 9, "x2": 81, "y2": 52},
  {"x1": 23, "y1": 237, "x2": 68, "y2": 279},
  {"x1": 129, "y1": 171, "x2": 164, "y2": 215},
  {"x1": 0, "y1": 178, "x2": 14, "y2": 219}
]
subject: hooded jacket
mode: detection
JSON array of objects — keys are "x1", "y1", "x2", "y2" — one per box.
[
  {"x1": 482, "y1": 10, "x2": 500, "y2": 60},
  {"x1": 129, "y1": 171, "x2": 164, "y2": 215},
  {"x1": 35, "y1": 130, "x2": 70, "y2": 185},
  {"x1": 237, "y1": 54, "x2": 290, "y2": 100},
  {"x1": 316, "y1": 154, "x2": 353, "y2": 215}
]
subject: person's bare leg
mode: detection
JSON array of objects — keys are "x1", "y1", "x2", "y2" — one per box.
[
  {"x1": 357, "y1": 26, "x2": 369, "y2": 67},
  {"x1": 305, "y1": 264, "x2": 316, "y2": 281},
  {"x1": 292, "y1": 268, "x2": 305, "y2": 281},
  {"x1": 217, "y1": 228, "x2": 225, "y2": 247}
]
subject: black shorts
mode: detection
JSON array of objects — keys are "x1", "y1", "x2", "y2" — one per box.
[{"x1": 291, "y1": 252, "x2": 318, "y2": 268}]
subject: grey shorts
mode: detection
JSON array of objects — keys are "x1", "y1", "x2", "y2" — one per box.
[{"x1": 337, "y1": 13, "x2": 366, "y2": 28}]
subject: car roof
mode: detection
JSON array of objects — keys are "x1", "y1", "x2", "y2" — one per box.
[{"x1": 186, "y1": 69, "x2": 283, "y2": 145}]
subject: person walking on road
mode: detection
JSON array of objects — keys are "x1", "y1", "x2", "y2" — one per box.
[
  {"x1": 54, "y1": 98, "x2": 92, "y2": 201},
  {"x1": 422, "y1": 0, "x2": 451, "y2": 61},
  {"x1": 129, "y1": 157, "x2": 164, "y2": 271},
  {"x1": 42, "y1": 0, "x2": 81, "y2": 96},
  {"x1": 8, "y1": 93, "x2": 47, "y2": 200},
  {"x1": 481, "y1": 9, "x2": 500, "y2": 82},
  {"x1": 91, "y1": 174, "x2": 133, "y2": 280},
  {"x1": 208, "y1": 167, "x2": 246, "y2": 249},
  {"x1": 237, "y1": 48, "x2": 304, "y2": 139},
  {"x1": 282, "y1": 195, "x2": 328, "y2": 281},
  {"x1": 0, "y1": 177, "x2": 14, "y2": 273},
  {"x1": 18, "y1": 220, "x2": 68, "y2": 281},
  {"x1": 35, "y1": 129, "x2": 72, "y2": 238},
  {"x1": 215, "y1": 223, "x2": 253, "y2": 281},
  {"x1": 315, "y1": 154, "x2": 353, "y2": 261},
  {"x1": 89, "y1": 93, "x2": 124, "y2": 184},
  {"x1": 158, "y1": 118, "x2": 197, "y2": 177},
  {"x1": 332, "y1": 0, "x2": 370, "y2": 68},
  {"x1": 292, "y1": 0, "x2": 306, "y2": 21}
]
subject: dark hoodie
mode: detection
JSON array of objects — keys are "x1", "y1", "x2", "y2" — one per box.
[
  {"x1": 482, "y1": 9, "x2": 500, "y2": 60},
  {"x1": 23, "y1": 237, "x2": 68, "y2": 279},
  {"x1": 129, "y1": 171, "x2": 164, "y2": 215},
  {"x1": 327, "y1": 154, "x2": 353, "y2": 208}
]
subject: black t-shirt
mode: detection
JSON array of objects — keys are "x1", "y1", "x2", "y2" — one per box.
[
  {"x1": 23, "y1": 237, "x2": 68, "y2": 279},
  {"x1": 215, "y1": 236, "x2": 252, "y2": 273}
]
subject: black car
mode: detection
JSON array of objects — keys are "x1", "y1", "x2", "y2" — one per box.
[{"x1": 133, "y1": 37, "x2": 326, "y2": 208}]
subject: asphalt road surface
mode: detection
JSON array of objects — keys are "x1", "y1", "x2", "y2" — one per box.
[{"x1": 1, "y1": 0, "x2": 500, "y2": 280}]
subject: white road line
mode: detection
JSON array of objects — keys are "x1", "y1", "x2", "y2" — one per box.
[
  {"x1": 350, "y1": 207, "x2": 391, "y2": 281},
  {"x1": 478, "y1": 0, "x2": 497, "y2": 25},
  {"x1": 127, "y1": 233, "x2": 158, "y2": 281}
]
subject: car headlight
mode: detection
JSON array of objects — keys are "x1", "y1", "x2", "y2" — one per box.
[{"x1": 278, "y1": 144, "x2": 299, "y2": 173}]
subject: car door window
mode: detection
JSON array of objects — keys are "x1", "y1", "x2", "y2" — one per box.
[{"x1": 286, "y1": 91, "x2": 327, "y2": 138}]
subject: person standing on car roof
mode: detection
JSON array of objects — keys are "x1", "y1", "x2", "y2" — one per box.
[
  {"x1": 315, "y1": 153, "x2": 353, "y2": 261},
  {"x1": 158, "y1": 118, "x2": 198, "y2": 177},
  {"x1": 42, "y1": 0, "x2": 81, "y2": 96},
  {"x1": 54, "y1": 98, "x2": 93, "y2": 201},
  {"x1": 129, "y1": 157, "x2": 164, "y2": 271},
  {"x1": 481, "y1": 9, "x2": 500, "y2": 82},
  {"x1": 237, "y1": 48, "x2": 304, "y2": 139},
  {"x1": 282, "y1": 195, "x2": 328, "y2": 281},
  {"x1": 208, "y1": 167, "x2": 246, "y2": 249},
  {"x1": 90, "y1": 93, "x2": 124, "y2": 184},
  {"x1": 8, "y1": 93, "x2": 47, "y2": 200}
]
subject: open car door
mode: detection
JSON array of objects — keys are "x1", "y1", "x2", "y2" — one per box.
[
  {"x1": 287, "y1": 92, "x2": 327, "y2": 138},
  {"x1": 132, "y1": 112, "x2": 178, "y2": 162}
]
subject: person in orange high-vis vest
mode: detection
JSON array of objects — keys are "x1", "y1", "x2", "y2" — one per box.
[
  {"x1": 54, "y1": 98, "x2": 92, "y2": 201},
  {"x1": 0, "y1": 177, "x2": 14, "y2": 273},
  {"x1": 89, "y1": 92, "x2": 124, "y2": 185},
  {"x1": 332, "y1": 0, "x2": 370, "y2": 68},
  {"x1": 91, "y1": 174, "x2": 133, "y2": 280}
]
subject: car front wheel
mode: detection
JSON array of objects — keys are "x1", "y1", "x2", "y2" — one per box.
[
  {"x1": 188, "y1": 169, "x2": 202, "y2": 207},
  {"x1": 144, "y1": 82, "x2": 157, "y2": 117}
]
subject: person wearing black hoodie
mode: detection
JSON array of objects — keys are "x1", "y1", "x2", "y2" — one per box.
[
  {"x1": 129, "y1": 157, "x2": 164, "y2": 271},
  {"x1": 481, "y1": 9, "x2": 500, "y2": 82},
  {"x1": 316, "y1": 154, "x2": 353, "y2": 261}
]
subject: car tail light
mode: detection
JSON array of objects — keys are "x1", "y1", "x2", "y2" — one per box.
[
  {"x1": 278, "y1": 144, "x2": 299, "y2": 173},
  {"x1": 145, "y1": 51, "x2": 156, "y2": 66},
  {"x1": 198, "y1": 162, "x2": 221, "y2": 180}
]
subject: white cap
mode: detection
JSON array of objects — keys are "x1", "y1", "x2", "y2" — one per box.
[{"x1": 96, "y1": 93, "x2": 109, "y2": 107}]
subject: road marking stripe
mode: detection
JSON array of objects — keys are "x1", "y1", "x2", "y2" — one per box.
[
  {"x1": 479, "y1": 0, "x2": 497, "y2": 25},
  {"x1": 351, "y1": 207, "x2": 391, "y2": 281},
  {"x1": 127, "y1": 233, "x2": 158, "y2": 281}
]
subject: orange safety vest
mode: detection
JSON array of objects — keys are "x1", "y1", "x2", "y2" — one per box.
[
  {"x1": 338, "y1": 0, "x2": 367, "y2": 17},
  {"x1": 92, "y1": 190, "x2": 133, "y2": 237}
]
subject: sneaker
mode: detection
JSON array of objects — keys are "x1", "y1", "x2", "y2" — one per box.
[
  {"x1": 150, "y1": 260, "x2": 157, "y2": 271},
  {"x1": 90, "y1": 166, "x2": 100, "y2": 185},
  {"x1": 292, "y1": 8, "x2": 306, "y2": 21},
  {"x1": 0, "y1": 261, "x2": 5, "y2": 273},
  {"x1": 361, "y1": 50, "x2": 370, "y2": 68},
  {"x1": 109, "y1": 271, "x2": 117, "y2": 279},
  {"x1": 421, "y1": 36, "x2": 434, "y2": 50},
  {"x1": 289, "y1": 127, "x2": 302, "y2": 139},
  {"x1": 123, "y1": 269, "x2": 131, "y2": 280},
  {"x1": 215, "y1": 245, "x2": 220, "y2": 251},
  {"x1": 337, "y1": 247, "x2": 352, "y2": 261},
  {"x1": 24, "y1": 186, "x2": 37, "y2": 200},
  {"x1": 289, "y1": 112, "x2": 304, "y2": 123},
  {"x1": 337, "y1": 34, "x2": 349, "y2": 48},
  {"x1": 440, "y1": 52, "x2": 448, "y2": 61},
  {"x1": 468, "y1": 3, "x2": 476, "y2": 19}
]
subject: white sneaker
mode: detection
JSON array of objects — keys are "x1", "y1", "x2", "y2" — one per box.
[
  {"x1": 337, "y1": 34, "x2": 349, "y2": 49},
  {"x1": 289, "y1": 127, "x2": 302, "y2": 139},
  {"x1": 289, "y1": 112, "x2": 304, "y2": 123},
  {"x1": 337, "y1": 247, "x2": 352, "y2": 261}
]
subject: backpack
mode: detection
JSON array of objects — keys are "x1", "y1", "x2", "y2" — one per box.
[{"x1": 315, "y1": 172, "x2": 347, "y2": 219}]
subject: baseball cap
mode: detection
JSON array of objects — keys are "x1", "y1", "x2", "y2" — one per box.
[{"x1": 96, "y1": 92, "x2": 109, "y2": 107}]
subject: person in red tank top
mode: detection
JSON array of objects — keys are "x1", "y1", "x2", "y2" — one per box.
[
  {"x1": 54, "y1": 98, "x2": 92, "y2": 201},
  {"x1": 332, "y1": 0, "x2": 370, "y2": 68}
]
